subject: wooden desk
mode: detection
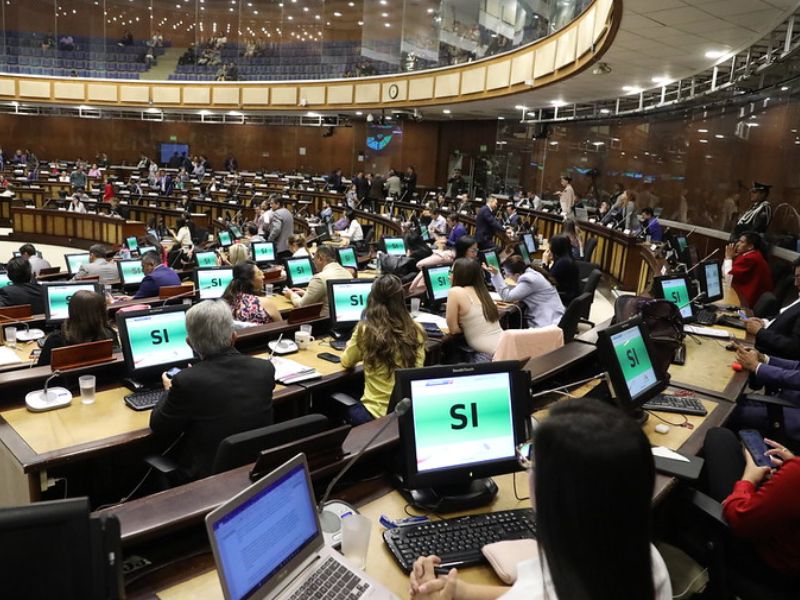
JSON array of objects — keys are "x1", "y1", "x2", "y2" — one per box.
[{"x1": 10, "y1": 207, "x2": 144, "y2": 248}]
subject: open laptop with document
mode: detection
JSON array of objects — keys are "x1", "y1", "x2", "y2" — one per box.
[{"x1": 206, "y1": 453, "x2": 398, "y2": 600}]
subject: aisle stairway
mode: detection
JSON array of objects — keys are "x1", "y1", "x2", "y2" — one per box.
[{"x1": 145, "y1": 47, "x2": 185, "y2": 81}]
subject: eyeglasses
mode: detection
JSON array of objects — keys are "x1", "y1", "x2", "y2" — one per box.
[{"x1": 516, "y1": 441, "x2": 533, "y2": 469}]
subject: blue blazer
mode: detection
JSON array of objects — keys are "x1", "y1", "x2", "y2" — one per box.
[{"x1": 133, "y1": 265, "x2": 181, "y2": 299}]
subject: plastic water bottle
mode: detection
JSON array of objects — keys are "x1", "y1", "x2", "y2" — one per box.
[{"x1": 376, "y1": 251, "x2": 384, "y2": 276}]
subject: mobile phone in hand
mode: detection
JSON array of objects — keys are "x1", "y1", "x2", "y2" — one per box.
[{"x1": 739, "y1": 429, "x2": 772, "y2": 468}]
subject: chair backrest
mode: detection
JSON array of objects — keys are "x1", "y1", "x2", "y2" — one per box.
[
  {"x1": 558, "y1": 292, "x2": 592, "y2": 342},
  {"x1": 583, "y1": 237, "x2": 597, "y2": 263},
  {"x1": 580, "y1": 269, "x2": 602, "y2": 319},
  {"x1": 211, "y1": 413, "x2": 330, "y2": 474},
  {"x1": 494, "y1": 326, "x2": 564, "y2": 362},
  {"x1": 752, "y1": 291, "x2": 779, "y2": 319}
]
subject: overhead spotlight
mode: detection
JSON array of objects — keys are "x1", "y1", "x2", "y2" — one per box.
[
  {"x1": 592, "y1": 62, "x2": 612, "y2": 75},
  {"x1": 366, "y1": 113, "x2": 374, "y2": 123}
]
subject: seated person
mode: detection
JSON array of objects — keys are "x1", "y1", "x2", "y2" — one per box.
[
  {"x1": 406, "y1": 231, "x2": 433, "y2": 264},
  {"x1": 489, "y1": 256, "x2": 565, "y2": 329},
  {"x1": 563, "y1": 219, "x2": 583, "y2": 259},
  {"x1": 639, "y1": 206, "x2": 663, "y2": 241},
  {"x1": 340, "y1": 275, "x2": 425, "y2": 424},
  {"x1": 724, "y1": 231, "x2": 773, "y2": 309},
  {"x1": 746, "y1": 257, "x2": 800, "y2": 361},
  {"x1": 338, "y1": 208, "x2": 364, "y2": 243},
  {"x1": 0, "y1": 257, "x2": 44, "y2": 313},
  {"x1": 150, "y1": 300, "x2": 276, "y2": 484},
  {"x1": 283, "y1": 245, "x2": 351, "y2": 317},
  {"x1": 74, "y1": 244, "x2": 120, "y2": 285},
  {"x1": 319, "y1": 200, "x2": 333, "y2": 222},
  {"x1": 132, "y1": 252, "x2": 181, "y2": 299},
  {"x1": 245, "y1": 224, "x2": 265, "y2": 245},
  {"x1": 702, "y1": 427, "x2": 800, "y2": 584},
  {"x1": 222, "y1": 261, "x2": 283, "y2": 324},
  {"x1": 427, "y1": 208, "x2": 447, "y2": 237},
  {"x1": 733, "y1": 345, "x2": 800, "y2": 438},
  {"x1": 410, "y1": 398, "x2": 672, "y2": 599},
  {"x1": 407, "y1": 236, "x2": 459, "y2": 296},
  {"x1": 288, "y1": 234, "x2": 309, "y2": 258},
  {"x1": 220, "y1": 243, "x2": 249, "y2": 266},
  {"x1": 19, "y1": 244, "x2": 51, "y2": 278},
  {"x1": 168, "y1": 217, "x2": 194, "y2": 250},
  {"x1": 37, "y1": 290, "x2": 119, "y2": 366},
  {"x1": 445, "y1": 212, "x2": 467, "y2": 247},
  {"x1": 543, "y1": 235, "x2": 581, "y2": 306},
  {"x1": 446, "y1": 258, "x2": 504, "y2": 359}
]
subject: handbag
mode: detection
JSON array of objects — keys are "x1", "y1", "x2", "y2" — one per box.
[{"x1": 613, "y1": 296, "x2": 685, "y2": 376}]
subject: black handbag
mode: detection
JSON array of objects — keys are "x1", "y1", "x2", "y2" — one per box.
[{"x1": 613, "y1": 296, "x2": 685, "y2": 376}]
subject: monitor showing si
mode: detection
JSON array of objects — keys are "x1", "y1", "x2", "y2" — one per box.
[
  {"x1": 382, "y1": 237, "x2": 406, "y2": 257},
  {"x1": 195, "y1": 250, "x2": 218, "y2": 268},
  {"x1": 653, "y1": 274, "x2": 695, "y2": 320},
  {"x1": 423, "y1": 265, "x2": 452, "y2": 303},
  {"x1": 284, "y1": 257, "x2": 315, "y2": 287},
  {"x1": 43, "y1": 282, "x2": 105, "y2": 324},
  {"x1": 194, "y1": 267, "x2": 234, "y2": 300},
  {"x1": 117, "y1": 259, "x2": 146, "y2": 289},
  {"x1": 327, "y1": 279, "x2": 374, "y2": 330},
  {"x1": 251, "y1": 241, "x2": 276, "y2": 265},
  {"x1": 698, "y1": 260, "x2": 723, "y2": 303},
  {"x1": 64, "y1": 252, "x2": 91, "y2": 276},
  {"x1": 336, "y1": 247, "x2": 358, "y2": 270}
]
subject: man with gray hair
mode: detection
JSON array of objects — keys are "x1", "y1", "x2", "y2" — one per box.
[
  {"x1": 150, "y1": 300, "x2": 275, "y2": 484},
  {"x1": 74, "y1": 244, "x2": 120, "y2": 285}
]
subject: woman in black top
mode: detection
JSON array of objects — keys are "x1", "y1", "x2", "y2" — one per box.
[
  {"x1": 37, "y1": 290, "x2": 119, "y2": 366},
  {"x1": 545, "y1": 234, "x2": 581, "y2": 306}
]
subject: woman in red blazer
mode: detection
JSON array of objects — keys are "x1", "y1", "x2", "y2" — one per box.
[{"x1": 724, "y1": 231, "x2": 773, "y2": 308}]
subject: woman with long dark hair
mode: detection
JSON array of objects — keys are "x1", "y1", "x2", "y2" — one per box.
[
  {"x1": 341, "y1": 274, "x2": 426, "y2": 424},
  {"x1": 446, "y1": 258, "x2": 502, "y2": 357},
  {"x1": 38, "y1": 290, "x2": 118, "y2": 365},
  {"x1": 221, "y1": 261, "x2": 282, "y2": 324},
  {"x1": 544, "y1": 234, "x2": 580, "y2": 305},
  {"x1": 410, "y1": 398, "x2": 672, "y2": 600}
]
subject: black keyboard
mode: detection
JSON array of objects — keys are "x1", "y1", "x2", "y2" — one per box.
[
  {"x1": 716, "y1": 315, "x2": 747, "y2": 330},
  {"x1": 695, "y1": 309, "x2": 717, "y2": 326},
  {"x1": 124, "y1": 389, "x2": 167, "y2": 411},
  {"x1": 288, "y1": 557, "x2": 370, "y2": 600},
  {"x1": 383, "y1": 508, "x2": 537, "y2": 572},
  {"x1": 643, "y1": 394, "x2": 708, "y2": 416}
]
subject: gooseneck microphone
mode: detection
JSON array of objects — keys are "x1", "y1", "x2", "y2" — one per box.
[{"x1": 318, "y1": 398, "x2": 411, "y2": 531}]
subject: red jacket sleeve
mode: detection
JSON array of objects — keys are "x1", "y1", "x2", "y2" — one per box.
[
  {"x1": 722, "y1": 459, "x2": 800, "y2": 538},
  {"x1": 729, "y1": 253, "x2": 754, "y2": 283}
]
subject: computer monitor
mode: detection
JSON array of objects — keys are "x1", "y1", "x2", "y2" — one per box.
[
  {"x1": 327, "y1": 279, "x2": 374, "y2": 331},
  {"x1": 685, "y1": 245, "x2": 699, "y2": 269},
  {"x1": 336, "y1": 246, "x2": 358, "y2": 270},
  {"x1": 138, "y1": 245, "x2": 157, "y2": 257},
  {"x1": 522, "y1": 232, "x2": 537, "y2": 254},
  {"x1": 420, "y1": 227, "x2": 431, "y2": 241},
  {"x1": 125, "y1": 236, "x2": 139, "y2": 253},
  {"x1": 653, "y1": 274, "x2": 695, "y2": 320},
  {"x1": 517, "y1": 243, "x2": 531, "y2": 266},
  {"x1": 251, "y1": 241, "x2": 277, "y2": 264},
  {"x1": 672, "y1": 235, "x2": 688, "y2": 253},
  {"x1": 229, "y1": 224, "x2": 243, "y2": 239},
  {"x1": 194, "y1": 267, "x2": 234, "y2": 300},
  {"x1": 116, "y1": 305, "x2": 195, "y2": 382},
  {"x1": 0, "y1": 498, "x2": 123, "y2": 598},
  {"x1": 396, "y1": 360, "x2": 530, "y2": 511},
  {"x1": 64, "y1": 252, "x2": 91, "y2": 276},
  {"x1": 698, "y1": 260, "x2": 724, "y2": 303},
  {"x1": 0, "y1": 272, "x2": 10, "y2": 288},
  {"x1": 43, "y1": 282, "x2": 104, "y2": 324},
  {"x1": 218, "y1": 230, "x2": 233, "y2": 247},
  {"x1": 422, "y1": 265, "x2": 452, "y2": 303},
  {"x1": 480, "y1": 249, "x2": 501, "y2": 272},
  {"x1": 595, "y1": 316, "x2": 669, "y2": 418},
  {"x1": 195, "y1": 250, "x2": 218, "y2": 268},
  {"x1": 382, "y1": 237, "x2": 406, "y2": 256},
  {"x1": 117, "y1": 259, "x2": 146, "y2": 288},
  {"x1": 284, "y1": 257, "x2": 315, "y2": 287}
]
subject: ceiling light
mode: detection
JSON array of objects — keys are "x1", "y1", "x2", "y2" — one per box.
[
  {"x1": 146, "y1": 107, "x2": 161, "y2": 113},
  {"x1": 385, "y1": 115, "x2": 392, "y2": 120},
  {"x1": 427, "y1": 7, "x2": 434, "y2": 13},
  {"x1": 333, "y1": 11, "x2": 341, "y2": 16},
  {"x1": 622, "y1": 85, "x2": 643, "y2": 94},
  {"x1": 705, "y1": 50, "x2": 727, "y2": 59},
  {"x1": 552, "y1": 100, "x2": 567, "y2": 107},
  {"x1": 549, "y1": 141, "x2": 558, "y2": 146},
  {"x1": 599, "y1": 108, "x2": 611, "y2": 114},
  {"x1": 746, "y1": 122, "x2": 759, "y2": 127},
  {"x1": 497, "y1": 116, "x2": 505, "y2": 120},
  {"x1": 384, "y1": 22, "x2": 390, "y2": 27},
  {"x1": 651, "y1": 76, "x2": 671, "y2": 84},
  {"x1": 381, "y1": 12, "x2": 388, "y2": 17},
  {"x1": 698, "y1": 139, "x2": 708, "y2": 143},
  {"x1": 443, "y1": 109, "x2": 451, "y2": 114},
  {"x1": 714, "y1": 134, "x2": 724, "y2": 139},
  {"x1": 514, "y1": 105, "x2": 527, "y2": 110},
  {"x1": 698, "y1": 128, "x2": 708, "y2": 133},
  {"x1": 592, "y1": 141, "x2": 604, "y2": 146},
  {"x1": 306, "y1": 111, "x2": 319, "y2": 117},
  {"x1": 781, "y1": 86, "x2": 789, "y2": 91},
  {"x1": 355, "y1": 111, "x2": 363, "y2": 116},
  {"x1": 228, "y1": 110, "x2": 243, "y2": 116}
]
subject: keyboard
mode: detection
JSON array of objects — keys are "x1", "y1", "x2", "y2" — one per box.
[
  {"x1": 383, "y1": 508, "x2": 537, "y2": 572},
  {"x1": 123, "y1": 389, "x2": 167, "y2": 411},
  {"x1": 288, "y1": 557, "x2": 370, "y2": 600},
  {"x1": 643, "y1": 394, "x2": 708, "y2": 416},
  {"x1": 683, "y1": 325, "x2": 731, "y2": 339},
  {"x1": 716, "y1": 315, "x2": 748, "y2": 330},
  {"x1": 695, "y1": 309, "x2": 717, "y2": 326}
]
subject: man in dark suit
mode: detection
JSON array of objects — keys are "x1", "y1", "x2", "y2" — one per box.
[
  {"x1": 150, "y1": 300, "x2": 275, "y2": 484},
  {"x1": 367, "y1": 172, "x2": 385, "y2": 212},
  {"x1": 475, "y1": 197, "x2": 505, "y2": 250},
  {"x1": 0, "y1": 257, "x2": 44, "y2": 313},
  {"x1": 131, "y1": 251, "x2": 181, "y2": 299},
  {"x1": 749, "y1": 258, "x2": 800, "y2": 360}
]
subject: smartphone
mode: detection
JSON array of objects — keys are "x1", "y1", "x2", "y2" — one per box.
[
  {"x1": 166, "y1": 367, "x2": 182, "y2": 379},
  {"x1": 317, "y1": 352, "x2": 341, "y2": 364},
  {"x1": 739, "y1": 429, "x2": 772, "y2": 468}
]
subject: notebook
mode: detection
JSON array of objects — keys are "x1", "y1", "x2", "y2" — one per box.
[{"x1": 206, "y1": 454, "x2": 398, "y2": 600}]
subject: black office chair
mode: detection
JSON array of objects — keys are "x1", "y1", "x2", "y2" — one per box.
[
  {"x1": 752, "y1": 292, "x2": 779, "y2": 319},
  {"x1": 576, "y1": 260, "x2": 601, "y2": 284},
  {"x1": 558, "y1": 292, "x2": 592, "y2": 343},
  {"x1": 355, "y1": 226, "x2": 374, "y2": 255},
  {"x1": 144, "y1": 414, "x2": 331, "y2": 480},
  {"x1": 583, "y1": 237, "x2": 597, "y2": 263},
  {"x1": 579, "y1": 269, "x2": 602, "y2": 327}
]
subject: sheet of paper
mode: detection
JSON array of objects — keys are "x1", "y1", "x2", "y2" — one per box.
[
  {"x1": 413, "y1": 313, "x2": 448, "y2": 329},
  {"x1": 0, "y1": 347, "x2": 24, "y2": 366},
  {"x1": 652, "y1": 446, "x2": 690, "y2": 463}
]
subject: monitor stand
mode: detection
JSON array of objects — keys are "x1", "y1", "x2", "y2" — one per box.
[
  {"x1": 396, "y1": 475, "x2": 499, "y2": 513},
  {"x1": 330, "y1": 327, "x2": 354, "y2": 351}
]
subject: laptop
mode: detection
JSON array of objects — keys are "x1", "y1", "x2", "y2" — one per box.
[{"x1": 205, "y1": 454, "x2": 398, "y2": 600}]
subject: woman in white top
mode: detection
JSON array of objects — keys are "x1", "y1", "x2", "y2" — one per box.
[
  {"x1": 446, "y1": 258, "x2": 503, "y2": 357},
  {"x1": 168, "y1": 217, "x2": 193, "y2": 249},
  {"x1": 288, "y1": 234, "x2": 309, "y2": 258},
  {"x1": 339, "y1": 208, "x2": 364, "y2": 243},
  {"x1": 410, "y1": 398, "x2": 673, "y2": 600},
  {"x1": 67, "y1": 194, "x2": 87, "y2": 214}
]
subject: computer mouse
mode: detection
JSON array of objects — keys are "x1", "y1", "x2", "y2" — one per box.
[
  {"x1": 655, "y1": 424, "x2": 670, "y2": 434},
  {"x1": 732, "y1": 362, "x2": 743, "y2": 372},
  {"x1": 725, "y1": 343, "x2": 738, "y2": 351}
]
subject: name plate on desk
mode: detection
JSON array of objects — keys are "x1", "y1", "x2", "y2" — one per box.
[{"x1": 51, "y1": 339, "x2": 114, "y2": 371}]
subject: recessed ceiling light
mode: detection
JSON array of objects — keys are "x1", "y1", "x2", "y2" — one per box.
[
  {"x1": 385, "y1": 115, "x2": 392, "y2": 120},
  {"x1": 381, "y1": 12, "x2": 389, "y2": 17},
  {"x1": 443, "y1": 109, "x2": 451, "y2": 114},
  {"x1": 714, "y1": 134, "x2": 724, "y2": 139},
  {"x1": 355, "y1": 111, "x2": 363, "y2": 116},
  {"x1": 146, "y1": 107, "x2": 161, "y2": 113},
  {"x1": 599, "y1": 108, "x2": 611, "y2": 114},
  {"x1": 549, "y1": 141, "x2": 558, "y2": 146},
  {"x1": 698, "y1": 128, "x2": 708, "y2": 133},
  {"x1": 497, "y1": 116, "x2": 505, "y2": 120},
  {"x1": 651, "y1": 76, "x2": 671, "y2": 85},
  {"x1": 384, "y1": 22, "x2": 390, "y2": 27},
  {"x1": 698, "y1": 139, "x2": 708, "y2": 143},
  {"x1": 199, "y1": 110, "x2": 211, "y2": 115},
  {"x1": 592, "y1": 141, "x2": 604, "y2": 146},
  {"x1": 746, "y1": 122, "x2": 759, "y2": 127},
  {"x1": 552, "y1": 100, "x2": 567, "y2": 107},
  {"x1": 333, "y1": 11, "x2": 341, "y2": 16},
  {"x1": 705, "y1": 49, "x2": 728, "y2": 59},
  {"x1": 514, "y1": 105, "x2": 527, "y2": 110},
  {"x1": 781, "y1": 86, "x2": 789, "y2": 91}
]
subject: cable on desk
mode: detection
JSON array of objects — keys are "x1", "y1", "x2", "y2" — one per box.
[
  {"x1": 512, "y1": 472, "x2": 530, "y2": 502},
  {"x1": 646, "y1": 410, "x2": 693, "y2": 430}
]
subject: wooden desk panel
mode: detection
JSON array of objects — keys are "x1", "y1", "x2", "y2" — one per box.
[
  {"x1": 669, "y1": 335, "x2": 748, "y2": 401},
  {"x1": 10, "y1": 207, "x2": 143, "y2": 248}
]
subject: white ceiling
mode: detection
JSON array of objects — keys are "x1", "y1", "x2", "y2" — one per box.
[{"x1": 433, "y1": 0, "x2": 800, "y2": 119}]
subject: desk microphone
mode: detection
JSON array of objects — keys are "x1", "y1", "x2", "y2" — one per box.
[
  {"x1": 0, "y1": 311, "x2": 43, "y2": 343},
  {"x1": 159, "y1": 287, "x2": 201, "y2": 307},
  {"x1": 684, "y1": 248, "x2": 720, "y2": 275},
  {"x1": 25, "y1": 369, "x2": 73, "y2": 412},
  {"x1": 318, "y1": 398, "x2": 411, "y2": 538}
]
